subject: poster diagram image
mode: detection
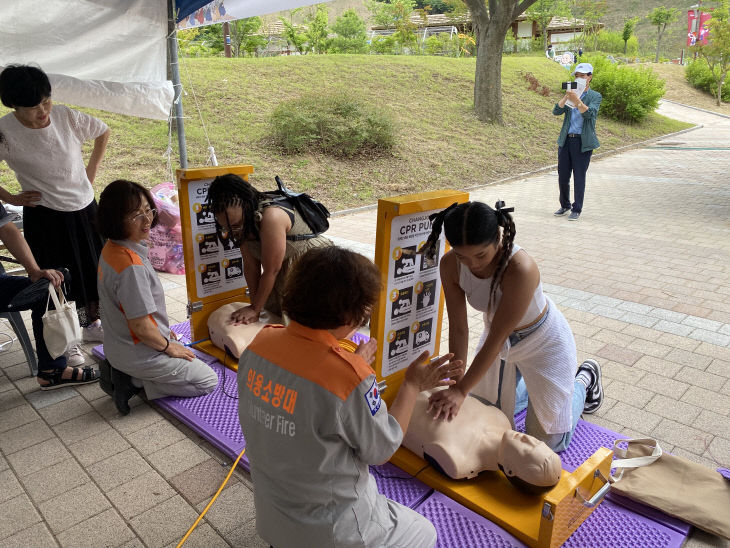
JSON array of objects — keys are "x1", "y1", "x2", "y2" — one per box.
[
  {"x1": 193, "y1": 202, "x2": 215, "y2": 227},
  {"x1": 390, "y1": 287, "x2": 413, "y2": 319},
  {"x1": 412, "y1": 318, "x2": 433, "y2": 349},
  {"x1": 199, "y1": 262, "x2": 221, "y2": 287},
  {"x1": 217, "y1": 229, "x2": 238, "y2": 253},
  {"x1": 418, "y1": 240, "x2": 440, "y2": 271},
  {"x1": 393, "y1": 245, "x2": 418, "y2": 279},
  {"x1": 416, "y1": 279, "x2": 437, "y2": 310},
  {"x1": 223, "y1": 257, "x2": 243, "y2": 281},
  {"x1": 196, "y1": 232, "x2": 219, "y2": 258},
  {"x1": 387, "y1": 327, "x2": 410, "y2": 358}
]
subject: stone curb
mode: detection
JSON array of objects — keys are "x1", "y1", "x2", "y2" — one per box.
[{"x1": 661, "y1": 98, "x2": 730, "y2": 120}]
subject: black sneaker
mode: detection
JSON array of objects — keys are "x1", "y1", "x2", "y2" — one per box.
[
  {"x1": 578, "y1": 359, "x2": 603, "y2": 414},
  {"x1": 568, "y1": 210, "x2": 581, "y2": 221},
  {"x1": 554, "y1": 207, "x2": 570, "y2": 216}
]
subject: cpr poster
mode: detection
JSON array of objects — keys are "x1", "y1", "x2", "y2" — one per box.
[
  {"x1": 382, "y1": 211, "x2": 444, "y2": 376},
  {"x1": 188, "y1": 179, "x2": 246, "y2": 298}
]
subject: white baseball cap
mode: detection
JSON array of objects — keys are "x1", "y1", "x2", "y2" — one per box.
[{"x1": 573, "y1": 62, "x2": 593, "y2": 75}]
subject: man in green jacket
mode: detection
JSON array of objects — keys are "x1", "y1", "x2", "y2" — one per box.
[{"x1": 552, "y1": 62, "x2": 602, "y2": 221}]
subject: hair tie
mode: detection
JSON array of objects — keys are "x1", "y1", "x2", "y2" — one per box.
[{"x1": 494, "y1": 200, "x2": 514, "y2": 223}]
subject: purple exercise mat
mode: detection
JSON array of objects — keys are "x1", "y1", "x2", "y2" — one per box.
[
  {"x1": 370, "y1": 462, "x2": 432, "y2": 509},
  {"x1": 414, "y1": 492, "x2": 528, "y2": 548},
  {"x1": 563, "y1": 498, "x2": 686, "y2": 548},
  {"x1": 93, "y1": 321, "x2": 691, "y2": 547}
]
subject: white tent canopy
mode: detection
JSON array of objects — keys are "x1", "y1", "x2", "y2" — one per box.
[
  {"x1": 0, "y1": 0, "x2": 331, "y2": 120},
  {"x1": 0, "y1": 0, "x2": 171, "y2": 119}
]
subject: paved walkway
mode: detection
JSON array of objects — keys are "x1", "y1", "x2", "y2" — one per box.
[{"x1": 1, "y1": 101, "x2": 729, "y2": 547}]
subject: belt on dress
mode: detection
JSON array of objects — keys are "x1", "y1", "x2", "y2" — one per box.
[{"x1": 509, "y1": 303, "x2": 550, "y2": 347}]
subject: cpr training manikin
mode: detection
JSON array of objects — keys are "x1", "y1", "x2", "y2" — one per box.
[{"x1": 403, "y1": 390, "x2": 562, "y2": 492}]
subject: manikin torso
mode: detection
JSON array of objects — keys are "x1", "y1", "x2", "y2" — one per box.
[
  {"x1": 207, "y1": 303, "x2": 269, "y2": 358},
  {"x1": 403, "y1": 390, "x2": 562, "y2": 488}
]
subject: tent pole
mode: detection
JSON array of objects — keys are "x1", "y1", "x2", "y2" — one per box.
[{"x1": 168, "y1": 0, "x2": 188, "y2": 168}]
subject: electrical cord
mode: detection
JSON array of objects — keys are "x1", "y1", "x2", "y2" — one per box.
[
  {"x1": 176, "y1": 446, "x2": 246, "y2": 547},
  {"x1": 219, "y1": 351, "x2": 239, "y2": 400}
]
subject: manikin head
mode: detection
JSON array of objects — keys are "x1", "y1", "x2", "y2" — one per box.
[{"x1": 498, "y1": 430, "x2": 563, "y2": 493}]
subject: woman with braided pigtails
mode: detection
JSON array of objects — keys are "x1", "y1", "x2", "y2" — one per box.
[{"x1": 421, "y1": 201, "x2": 603, "y2": 452}]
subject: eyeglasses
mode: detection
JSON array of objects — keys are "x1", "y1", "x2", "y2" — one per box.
[
  {"x1": 128, "y1": 207, "x2": 157, "y2": 224},
  {"x1": 215, "y1": 210, "x2": 245, "y2": 247}
]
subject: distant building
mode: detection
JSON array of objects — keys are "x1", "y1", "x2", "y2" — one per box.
[
  {"x1": 370, "y1": 13, "x2": 598, "y2": 45},
  {"x1": 258, "y1": 12, "x2": 599, "y2": 55}
]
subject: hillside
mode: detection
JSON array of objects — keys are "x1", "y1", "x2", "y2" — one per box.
[
  {"x1": 601, "y1": 0, "x2": 697, "y2": 60},
  {"x1": 0, "y1": 55, "x2": 689, "y2": 210}
]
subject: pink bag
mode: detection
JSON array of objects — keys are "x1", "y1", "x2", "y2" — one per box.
[{"x1": 148, "y1": 182, "x2": 185, "y2": 275}]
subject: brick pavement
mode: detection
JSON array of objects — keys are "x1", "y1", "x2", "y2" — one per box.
[{"x1": 1, "y1": 101, "x2": 728, "y2": 547}]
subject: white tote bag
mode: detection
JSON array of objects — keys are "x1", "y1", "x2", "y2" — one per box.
[{"x1": 42, "y1": 285, "x2": 82, "y2": 358}]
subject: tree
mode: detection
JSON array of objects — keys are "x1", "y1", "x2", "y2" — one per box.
[
  {"x1": 368, "y1": 0, "x2": 422, "y2": 53},
  {"x1": 694, "y1": 1, "x2": 730, "y2": 105},
  {"x1": 415, "y1": 0, "x2": 455, "y2": 13},
  {"x1": 305, "y1": 4, "x2": 330, "y2": 54},
  {"x1": 525, "y1": 0, "x2": 571, "y2": 51},
  {"x1": 622, "y1": 16, "x2": 639, "y2": 55},
  {"x1": 229, "y1": 17, "x2": 266, "y2": 57},
  {"x1": 647, "y1": 6, "x2": 680, "y2": 63},
  {"x1": 463, "y1": 0, "x2": 539, "y2": 124},
  {"x1": 280, "y1": 9, "x2": 308, "y2": 54},
  {"x1": 330, "y1": 10, "x2": 369, "y2": 53},
  {"x1": 576, "y1": 0, "x2": 607, "y2": 51}
]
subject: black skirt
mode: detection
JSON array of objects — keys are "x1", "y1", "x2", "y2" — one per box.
[{"x1": 23, "y1": 200, "x2": 105, "y2": 310}]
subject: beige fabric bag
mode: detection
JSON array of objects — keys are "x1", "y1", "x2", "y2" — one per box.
[
  {"x1": 42, "y1": 285, "x2": 81, "y2": 359},
  {"x1": 609, "y1": 438, "x2": 730, "y2": 540}
]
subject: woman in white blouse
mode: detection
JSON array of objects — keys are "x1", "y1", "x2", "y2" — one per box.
[{"x1": 0, "y1": 64, "x2": 110, "y2": 365}]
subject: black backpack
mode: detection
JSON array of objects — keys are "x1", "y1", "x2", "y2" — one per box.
[{"x1": 265, "y1": 176, "x2": 331, "y2": 241}]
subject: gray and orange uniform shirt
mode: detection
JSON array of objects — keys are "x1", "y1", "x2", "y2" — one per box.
[
  {"x1": 238, "y1": 322, "x2": 402, "y2": 547},
  {"x1": 97, "y1": 239, "x2": 172, "y2": 392}
]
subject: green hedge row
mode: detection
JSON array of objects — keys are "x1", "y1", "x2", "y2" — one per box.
[
  {"x1": 583, "y1": 55, "x2": 665, "y2": 123},
  {"x1": 685, "y1": 60, "x2": 730, "y2": 102}
]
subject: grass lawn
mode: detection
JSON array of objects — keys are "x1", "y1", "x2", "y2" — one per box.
[
  {"x1": 646, "y1": 62, "x2": 730, "y2": 117},
  {"x1": 1, "y1": 54, "x2": 691, "y2": 211}
]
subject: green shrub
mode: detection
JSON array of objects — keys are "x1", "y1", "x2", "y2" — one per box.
[
  {"x1": 270, "y1": 92, "x2": 395, "y2": 157},
  {"x1": 329, "y1": 9, "x2": 369, "y2": 54},
  {"x1": 370, "y1": 35, "x2": 398, "y2": 55},
  {"x1": 582, "y1": 55, "x2": 665, "y2": 123},
  {"x1": 685, "y1": 60, "x2": 730, "y2": 102},
  {"x1": 593, "y1": 31, "x2": 638, "y2": 56},
  {"x1": 425, "y1": 33, "x2": 459, "y2": 56}
]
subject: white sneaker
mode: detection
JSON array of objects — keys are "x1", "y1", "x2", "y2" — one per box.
[
  {"x1": 83, "y1": 319, "x2": 104, "y2": 343},
  {"x1": 65, "y1": 345, "x2": 85, "y2": 367}
]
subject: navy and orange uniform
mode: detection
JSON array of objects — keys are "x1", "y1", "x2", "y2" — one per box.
[
  {"x1": 97, "y1": 239, "x2": 216, "y2": 399},
  {"x1": 238, "y1": 322, "x2": 436, "y2": 548}
]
